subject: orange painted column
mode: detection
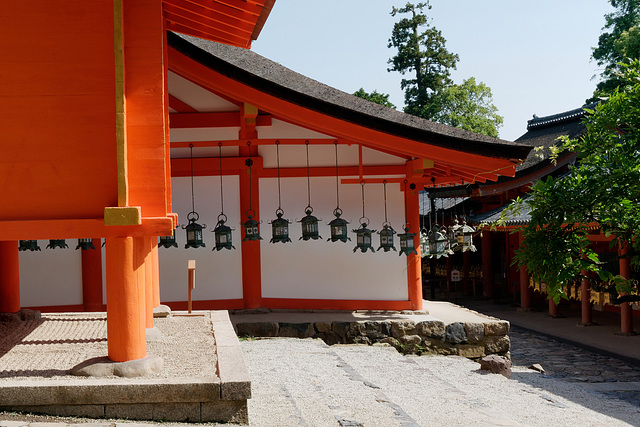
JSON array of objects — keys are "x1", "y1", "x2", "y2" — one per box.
[
  {"x1": 619, "y1": 242, "x2": 634, "y2": 334},
  {"x1": 143, "y1": 236, "x2": 154, "y2": 329},
  {"x1": 581, "y1": 270, "x2": 592, "y2": 325},
  {"x1": 151, "y1": 239, "x2": 160, "y2": 308},
  {"x1": 404, "y1": 183, "x2": 423, "y2": 310},
  {"x1": 239, "y1": 144, "x2": 262, "y2": 309},
  {"x1": 105, "y1": 237, "x2": 146, "y2": 362},
  {"x1": 482, "y1": 231, "x2": 493, "y2": 298},
  {"x1": 0, "y1": 241, "x2": 20, "y2": 313},
  {"x1": 463, "y1": 250, "x2": 471, "y2": 295},
  {"x1": 518, "y1": 232, "x2": 531, "y2": 309},
  {"x1": 81, "y1": 238, "x2": 104, "y2": 312}
]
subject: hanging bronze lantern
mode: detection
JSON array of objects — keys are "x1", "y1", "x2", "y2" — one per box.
[
  {"x1": 398, "y1": 224, "x2": 417, "y2": 256},
  {"x1": 459, "y1": 219, "x2": 477, "y2": 252},
  {"x1": 159, "y1": 228, "x2": 178, "y2": 248},
  {"x1": 353, "y1": 218, "x2": 375, "y2": 253},
  {"x1": 298, "y1": 141, "x2": 321, "y2": 241},
  {"x1": 184, "y1": 212, "x2": 206, "y2": 249},
  {"x1": 242, "y1": 209, "x2": 262, "y2": 241},
  {"x1": 213, "y1": 214, "x2": 234, "y2": 251},
  {"x1": 377, "y1": 181, "x2": 396, "y2": 252},
  {"x1": 46, "y1": 239, "x2": 68, "y2": 249},
  {"x1": 328, "y1": 208, "x2": 350, "y2": 243},
  {"x1": 299, "y1": 207, "x2": 321, "y2": 241},
  {"x1": 269, "y1": 140, "x2": 291, "y2": 244},
  {"x1": 420, "y1": 228, "x2": 429, "y2": 257},
  {"x1": 76, "y1": 238, "x2": 95, "y2": 250},
  {"x1": 211, "y1": 142, "x2": 235, "y2": 251},
  {"x1": 19, "y1": 240, "x2": 41, "y2": 251},
  {"x1": 270, "y1": 208, "x2": 292, "y2": 243}
]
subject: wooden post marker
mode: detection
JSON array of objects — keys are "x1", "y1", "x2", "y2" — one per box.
[{"x1": 188, "y1": 260, "x2": 196, "y2": 313}]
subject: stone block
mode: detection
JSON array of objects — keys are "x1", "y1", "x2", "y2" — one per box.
[
  {"x1": 105, "y1": 403, "x2": 153, "y2": 420},
  {"x1": 422, "y1": 338, "x2": 457, "y2": 356},
  {"x1": 479, "y1": 355, "x2": 512, "y2": 378},
  {"x1": 353, "y1": 335, "x2": 371, "y2": 345},
  {"x1": 201, "y1": 400, "x2": 249, "y2": 424},
  {"x1": 331, "y1": 321, "x2": 351, "y2": 340},
  {"x1": 153, "y1": 304, "x2": 171, "y2": 318},
  {"x1": 457, "y1": 344, "x2": 485, "y2": 359},
  {"x1": 364, "y1": 321, "x2": 390, "y2": 340},
  {"x1": 314, "y1": 321, "x2": 332, "y2": 333},
  {"x1": 391, "y1": 320, "x2": 416, "y2": 338},
  {"x1": 278, "y1": 322, "x2": 314, "y2": 338},
  {"x1": 378, "y1": 337, "x2": 400, "y2": 348},
  {"x1": 445, "y1": 322, "x2": 467, "y2": 344},
  {"x1": 415, "y1": 321, "x2": 445, "y2": 339},
  {"x1": 235, "y1": 322, "x2": 279, "y2": 338},
  {"x1": 315, "y1": 331, "x2": 342, "y2": 345},
  {"x1": 464, "y1": 323, "x2": 485, "y2": 344},
  {"x1": 399, "y1": 334, "x2": 421, "y2": 345},
  {"x1": 152, "y1": 403, "x2": 201, "y2": 422},
  {"x1": 484, "y1": 335, "x2": 510, "y2": 354},
  {"x1": 485, "y1": 321, "x2": 510, "y2": 336}
]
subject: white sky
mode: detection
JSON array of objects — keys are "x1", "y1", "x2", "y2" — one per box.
[{"x1": 252, "y1": 0, "x2": 614, "y2": 141}]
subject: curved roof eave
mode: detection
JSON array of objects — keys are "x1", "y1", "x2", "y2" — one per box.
[{"x1": 167, "y1": 32, "x2": 532, "y2": 164}]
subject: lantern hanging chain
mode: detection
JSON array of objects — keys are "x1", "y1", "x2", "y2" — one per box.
[
  {"x1": 218, "y1": 142, "x2": 224, "y2": 215},
  {"x1": 383, "y1": 180, "x2": 388, "y2": 224},
  {"x1": 334, "y1": 141, "x2": 340, "y2": 210},
  {"x1": 276, "y1": 140, "x2": 282, "y2": 211},
  {"x1": 189, "y1": 144, "x2": 195, "y2": 215},
  {"x1": 305, "y1": 140, "x2": 311, "y2": 209},
  {"x1": 361, "y1": 181, "x2": 366, "y2": 219}
]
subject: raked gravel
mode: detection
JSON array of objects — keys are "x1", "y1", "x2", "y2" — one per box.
[{"x1": 242, "y1": 338, "x2": 640, "y2": 427}]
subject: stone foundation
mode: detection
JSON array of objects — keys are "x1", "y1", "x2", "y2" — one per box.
[{"x1": 235, "y1": 318, "x2": 510, "y2": 360}]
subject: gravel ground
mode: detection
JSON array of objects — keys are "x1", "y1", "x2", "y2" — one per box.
[
  {"x1": 243, "y1": 338, "x2": 640, "y2": 427},
  {"x1": 0, "y1": 314, "x2": 217, "y2": 381}
]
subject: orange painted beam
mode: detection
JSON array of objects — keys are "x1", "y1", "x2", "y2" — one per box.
[
  {"x1": 163, "y1": 298, "x2": 245, "y2": 311},
  {"x1": 168, "y1": 94, "x2": 198, "y2": 113},
  {"x1": 163, "y1": 3, "x2": 254, "y2": 39},
  {"x1": 0, "y1": 217, "x2": 174, "y2": 241},
  {"x1": 168, "y1": 48, "x2": 521, "y2": 174},
  {"x1": 260, "y1": 298, "x2": 414, "y2": 311},
  {"x1": 170, "y1": 138, "x2": 340, "y2": 148},
  {"x1": 0, "y1": 241, "x2": 20, "y2": 313},
  {"x1": 166, "y1": 20, "x2": 251, "y2": 48},
  {"x1": 169, "y1": 112, "x2": 272, "y2": 128}
]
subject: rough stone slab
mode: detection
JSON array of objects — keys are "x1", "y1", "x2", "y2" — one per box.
[
  {"x1": 105, "y1": 403, "x2": 153, "y2": 420},
  {"x1": 485, "y1": 335, "x2": 511, "y2": 354},
  {"x1": 479, "y1": 354, "x2": 512, "y2": 378},
  {"x1": 445, "y1": 322, "x2": 467, "y2": 344},
  {"x1": 0, "y1": 421, "x2": 30, "y2": 427},
  {"x1": 314, "y1": 321, "x2": 331, "y2": 333},
  {"x1": 235, "y1": 322, "x2": 279, "y2": 337},
  {"x1": 146, "y1": 326, "x2": 163, "y2": 342},
  {"x1": 415, "y1": 320, "x2": 445, "y2": 339},
  {"x1": 211, "y1": 311, "x2": 251, "y2": 400},
  {"x1": 201, "y1": 400, "x2": 249, "y2": 424},
  {"x1": 153, "y1": 304, "x2": 171, "y2": 318},
  {"x1": 0, "y1": 379, "x2": 221, "y2": 406},
  {"x1": 457, "y1": 344, "x2": 486, "y2": 359},
  {"x1": 464, "y1": 322, "x2": 485, "y2": 344},
  {"x1": 278, "y1": 322, "x2": 314, "y2": 338},
  {"x1": 1, "y1": 405, "x2": 105, "y2": 419}
]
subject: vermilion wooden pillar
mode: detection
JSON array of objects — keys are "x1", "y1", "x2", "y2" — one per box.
[
  {"x1": 151, "y1": 240, "x2": 160, "y2": 308},
  {"x1": 0, "y1": 241, "x2": 20, "y2": 313},
  {"x1": 619, "y1": 242, "x2": 634, "y2": 334},
  {"x1": 239, "y1": 143, "x2": 262, "y2": 309},
  {"x1": 549, "y1": 297, "x2": 559, "y2": 317},
  {"x1": 463, "y1": 251, "x2": 471, "y2": 295},
  {"x1": 518, "y1": 232, "x2": 531, "y2": 309},
  {"x1": 481, "y1": 231, "x2": 493, "y2": 298},
  {"x1": 81, "y1": 238, "x2": 104, "y2": 312},
  {"x1": 404, "y1": 183, "x2": 422, "y2": 310},
  {"x1": 105, "y1": 237, "x2": 146, "y2": 362},
  {"x1": 581, "y1": 269, "x2": 592, "y2": 325},
  {"x1": 143, "y1": 236, "x2": 154, "y2": 329}
]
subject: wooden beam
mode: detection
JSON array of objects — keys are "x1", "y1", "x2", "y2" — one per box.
[
  {"x1": 170, "y1": 138, "x2": 340, "y2": 148},
  {"x1": 169, "y1": 111, "x2": 272, "y2": 128}
]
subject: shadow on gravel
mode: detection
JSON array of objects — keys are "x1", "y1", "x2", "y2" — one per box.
[{"x1": 0, "y1": 319, "x2": 44, "y2": 360}]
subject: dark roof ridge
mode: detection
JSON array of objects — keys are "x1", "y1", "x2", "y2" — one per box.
[
  {"x1": 167, "y1": 32, "x2": 532, "y2": 161},
  {"x1": 527, "y1": 102, "x2": 599, "y2": 130}
]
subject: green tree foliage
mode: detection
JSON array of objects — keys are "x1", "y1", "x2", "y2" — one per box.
[
  {"x1": 505, "y1": 60, "x2": 640, "y2": 303},
  {"x1": 387, "y1": 2, "x2": 459, "y2": 120},
  {"x1": 591, "y1": 0, "x2": 640, "y2": 99},
  {"x1": 432, "y1": 78, "x2": 503, "y2": 138},
  {"x1": 353, "y1": 88, "x2": 396, "y2": 109},
  {"x1": 387, "y1": 2, "x2": 503, "y2": 137}
]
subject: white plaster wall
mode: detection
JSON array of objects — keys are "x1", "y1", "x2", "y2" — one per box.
[
  {"x1": 168, "y1": 72, "x2": 239, "y2": 112},
  {"x1": 260, "y1": 176, "x2": 408, "y2": 301},
  {"x1": 159, "y1": 175, "x2": 243, "y2": 303},
  {"x1": 260, "y1": 143, "x2": 360, "y2": 169},
  {"x1": 256, "y1": 119, "x2": 334, "y2": 140},
  {"x1": 19, "y1": 244, "x2": 83, "y2": 307}
]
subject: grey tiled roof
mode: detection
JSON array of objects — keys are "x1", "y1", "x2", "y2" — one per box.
[{"x1": 168, "y1": 32, "x2": 532, "y2": 161}]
